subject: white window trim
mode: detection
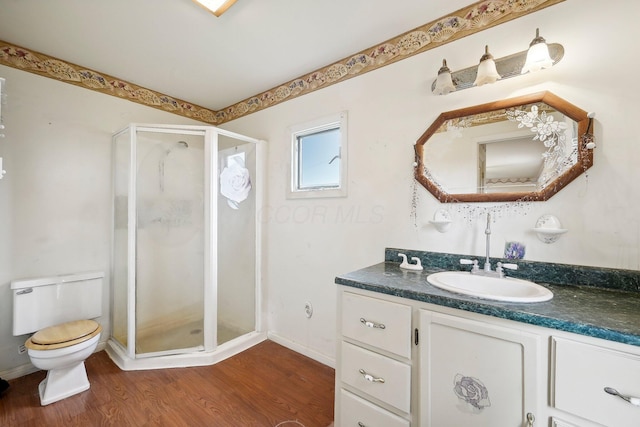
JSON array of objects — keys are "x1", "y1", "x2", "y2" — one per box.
[{"x1": 287, "y1": 111, "x2": 348, "y2": 199}]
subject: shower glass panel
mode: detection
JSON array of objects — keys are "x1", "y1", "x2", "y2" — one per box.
[
  {"x1": 217, "y1": 136, "x2": 256, "y2": 344},
  {"x1": 110, "y1": 123, "x2": 263, "y2": 368},
  {"x1": 112, "y1": 131, "x2": 131, "y2": 349},
  {"x1": 135, "y1": 130, "x2": 205, "y2": 356}
]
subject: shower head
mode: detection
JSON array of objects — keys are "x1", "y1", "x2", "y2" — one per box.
[
  {"x1": 159, "y1": 140, "x2": 189, "y2": 192},
  {"x1": 163, "y1": 140, "x2": 189, "y2": 156}
]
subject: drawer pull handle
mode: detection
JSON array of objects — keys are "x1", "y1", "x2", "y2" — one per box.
[
  {"x1": 357, "y1": 423, "x2": 366, "y2": 427},
  {"x1": 359, "y1": 368, "x2": 385, "y2": 383},
  {"x1": 526, "y1": 412, "x2": 535, "y2": 426},
  {"x1": 360, "y1": 318, "x2": 386, "y2": 329},
  {"x1": 604, "y1": 387, "x2": 640, "y2": 406}
]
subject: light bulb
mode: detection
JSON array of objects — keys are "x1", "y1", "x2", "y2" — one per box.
[
  {"x1": 474, "y1": 46, "x2": 501, "y2": 86},
  {"x1": 433, "y1": 59, "x2": 456, "y2": 95},
  {"x1": 522, "y1": 28, "x2": 553, "y2": 74}
]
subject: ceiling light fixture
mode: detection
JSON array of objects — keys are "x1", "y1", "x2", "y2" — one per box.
[
  {"x1": 431, "y1": 28, "x2": 564, "y2": 95},
  {"x1": 192, "y1": 0, "x2": 237, "y2": 17}
]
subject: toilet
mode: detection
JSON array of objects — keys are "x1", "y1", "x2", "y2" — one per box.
[{"x1": 12, "y1": 271, "x2": 104, "y2": 406}]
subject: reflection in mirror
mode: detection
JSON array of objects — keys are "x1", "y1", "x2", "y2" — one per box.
[{"x1": 415, "y1": 92, "x2": 593, "y2": 203}]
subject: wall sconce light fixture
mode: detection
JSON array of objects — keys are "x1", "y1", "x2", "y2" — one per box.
[
  {"x1": 521, "y1": 28, "x2": 553, "y2": 74},
  {"x1": 473, "y1": 45, "x2": 501, "y2": 86},
  {"x1": 433, "y1": 60, "x2": 456, "y2": 95},
  {"x1": 192, "y1": 0, "x2": 238, "y2": 17},
  {"x1": 431, "y1": 28, "x2": 563, "y2": 95}
]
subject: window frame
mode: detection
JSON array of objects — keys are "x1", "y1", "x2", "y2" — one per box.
[{"x1": 287, "y1": 111, "x2": 348, "y2": 199}]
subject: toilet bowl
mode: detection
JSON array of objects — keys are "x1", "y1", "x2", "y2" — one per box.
[
  {"x1": 26, "y1": 320, "x2": 102, "y2": 405},
  {"x1": 12, "y1": 271, "x2": 104, "y2": 406}
]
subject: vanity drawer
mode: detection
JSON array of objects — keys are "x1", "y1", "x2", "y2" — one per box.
[
  {"x1": 341, "y1": 291, "x2": 412, "y2": 358},
  {"x1": 550, "y1": 418, "x2": 581, "y2": 427},
  {"x1": 552, "y1": 337, "x2": 640, "y2": 427},
  {"x1": 341, "y1": 341, "x2": 411, "y2": 413},
  {"x1": 340, "y1": 389, "x2": 410, "y2": 427}
]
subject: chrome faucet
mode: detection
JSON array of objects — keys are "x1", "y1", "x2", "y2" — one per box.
[
  {"x1": 484, "y1": 213, "x2": 492, "y2": 273},
  {"x1": 460, "y1": 213, "x2": 518, "y2": 278}
]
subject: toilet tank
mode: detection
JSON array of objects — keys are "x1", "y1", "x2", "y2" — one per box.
[{"x1": 12, "y1": 271, "x2": 104, "y2": 336}]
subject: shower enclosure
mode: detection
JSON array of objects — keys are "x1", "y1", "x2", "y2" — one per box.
[{"x1": 107, "y1": 124, "x2": 265, "y2": 370}]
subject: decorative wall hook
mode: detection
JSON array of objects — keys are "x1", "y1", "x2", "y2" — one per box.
[{"x1": 581, "y1": 112, "x2": 596, "y2": 150}]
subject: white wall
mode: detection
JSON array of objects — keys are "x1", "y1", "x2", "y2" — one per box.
[
  {"x1": 221, "y1": 0, "x2": 640, "y2": 365},
  {"x1": 0, "y1": 65, "x2": 203, "y2": 376},
  {"x1": 1, "y1": 0, "x2": 638, "y2": 375}
]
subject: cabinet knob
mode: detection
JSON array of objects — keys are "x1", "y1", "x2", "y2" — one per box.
[{"x1": 359, "y1": 317, "x2": 386, "y2": 329}]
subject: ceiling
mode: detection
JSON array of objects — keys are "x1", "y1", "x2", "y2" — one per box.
[{"x1": 0, "y1": 0, "x2": 471, "y2": 111}]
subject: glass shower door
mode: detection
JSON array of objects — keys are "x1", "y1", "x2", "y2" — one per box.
[
  {"x1": 112, "y1": 130, "x2": 131, "y2": 349},
  {"x1": 134, "y1": 129, "x2": 206, "y2": 356},
  {"x1": 217, "y1": 136, "x2": 257, "y2": 344}
]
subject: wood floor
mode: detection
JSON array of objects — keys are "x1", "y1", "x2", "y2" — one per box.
[{"x1": 0, "y1": 340, "x2": 335, "y2": 427}]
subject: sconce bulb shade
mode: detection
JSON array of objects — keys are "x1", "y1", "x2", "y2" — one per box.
[
  {"x1": 521, "y1": 28, "x2": 553, "y2": 74},
  {"x1": 433, "y1": 59, "x2": 456, "y2": 95},
  {"x1": 474, "y1": 46, "x2": 501, "y2": 86}
]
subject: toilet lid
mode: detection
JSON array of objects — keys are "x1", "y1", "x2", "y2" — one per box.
[{"x1": 29, "y1": 319, "x2": 101, "y2": 347}]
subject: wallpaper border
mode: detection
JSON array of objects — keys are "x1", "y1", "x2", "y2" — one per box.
[{"x1": 0, "y1": 0, "x2": 564, "y2": 125}]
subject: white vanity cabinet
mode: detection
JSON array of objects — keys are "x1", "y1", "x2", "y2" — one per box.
[
  {"x1": 335, "y1": 286, "x2": 640, "y2": 427},
  {"x1": 336, "y1": 290, "x2": 413, "y2": 426},
  {"x1": 418, "y1": 309, "x2": 540, "y2": 427}
]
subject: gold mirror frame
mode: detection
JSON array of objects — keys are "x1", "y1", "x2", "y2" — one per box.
[{"x1": 414, "y1": 91, "x2": 593, "y2": 203}]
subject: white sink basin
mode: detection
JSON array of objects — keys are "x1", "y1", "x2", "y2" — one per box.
[{"x1": 426, "y1": 271, "x2": 553, "y2": 303}]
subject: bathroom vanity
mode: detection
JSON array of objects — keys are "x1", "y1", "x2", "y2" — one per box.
[{"x1": 334, "y1": 249, "x2": 640, "y2": 427}]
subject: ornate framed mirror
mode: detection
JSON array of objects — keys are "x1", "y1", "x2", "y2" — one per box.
[{"x1": 415, "y1": 92, "x2": 593, "y2": 203}]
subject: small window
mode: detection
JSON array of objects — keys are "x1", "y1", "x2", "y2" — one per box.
[{"x1": 288, "y1": 112, "x2": 347, "y2": 199}]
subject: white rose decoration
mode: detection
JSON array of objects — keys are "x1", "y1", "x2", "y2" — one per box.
[{"x1": 220, "y1": 163, "x2": 251, "y2": 209}]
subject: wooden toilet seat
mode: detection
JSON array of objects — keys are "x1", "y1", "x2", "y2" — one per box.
[{"x1": 25, "y1": 319, "x2": 102, "y2": 351}]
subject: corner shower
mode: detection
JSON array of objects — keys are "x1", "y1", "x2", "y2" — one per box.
[{"x1": 107, "y1": 123, "x2": 265, "y2": 370}]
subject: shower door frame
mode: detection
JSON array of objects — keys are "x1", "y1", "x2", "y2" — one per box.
[{"x1": 111, "y1": 123, "x2": 264, "y2": 361}]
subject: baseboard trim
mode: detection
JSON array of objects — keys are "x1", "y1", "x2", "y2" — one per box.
[
  {"x1": 0, "y1": 363, "x2": 38, "y2": 381},
  {"x1": 267, "y1": 332, "x2": 335, "y2": 369},
  {"x1": 1, "y1": 337, "x2": 334, "y2": 379},
  {"x1": 105, "y1": 332, "x2": 268, "y2": 371},
  {"x1": 0, "y1": 340, "x2": 108, "y2": 380}
]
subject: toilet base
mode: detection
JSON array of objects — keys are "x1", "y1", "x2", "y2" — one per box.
[{"x1": 38, "y1": 361, "x2": 91, "y2": 406}]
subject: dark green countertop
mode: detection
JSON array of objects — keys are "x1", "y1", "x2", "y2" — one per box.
[{"x1": 335, "y1": 259, "x2": 640, "y2": 347}]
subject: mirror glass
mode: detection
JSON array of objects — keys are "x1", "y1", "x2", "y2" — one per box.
[{"x1": 415, "y1": 92, "x2": 593, "y2": 203}]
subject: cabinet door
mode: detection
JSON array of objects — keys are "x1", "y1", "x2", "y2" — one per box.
[
  {"x1": 418, "y1": 310, "x2": 540, "y2": 427},
  {"x1": 552, "y1": 337, "x2": 640, "y2": 427}
]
